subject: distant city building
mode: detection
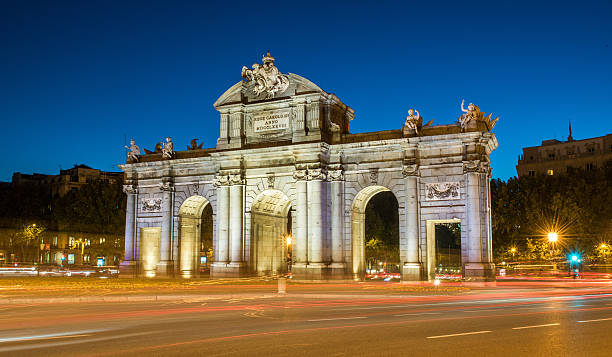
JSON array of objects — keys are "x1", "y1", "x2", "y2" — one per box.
[
  {"x1": 516, "y1": 126, "x2": 612, "y2": 177},
  {"x1": 12, "y1": 164, "x2": 123, "y2": 197}
]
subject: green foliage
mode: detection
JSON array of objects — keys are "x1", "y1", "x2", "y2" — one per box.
[
  {"x1": 52, "y1": 181, "x2": 126, "y2": 234},
  {"x1": 0, "y1": 181, "x2": 125, "y2": 235},
  {"x1": 365, "y1": 191, "x2": 400, "y2": 265},
  {"x1": 492, "y1": 166, "x2": 612, "y2": 262}
]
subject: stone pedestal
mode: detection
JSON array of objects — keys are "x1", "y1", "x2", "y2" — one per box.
[
  {"x1": 119, "y1": 260, "x2": 137, "y2": 278},
  {"x1": 402, "y1": 263, "x2": 423, "y2": 281},
  {"x1": 156, "y1": 260, "x2": 174, "y2": 278},
  {"x1": 328, "y1": 262, "x2": 348, "y2": 279},
  {"x1": 210, "y1": 262, "x2": 249, "y2": 278},
  {"x1": 464, "y1": 262, "x2": 496, "y2": 281}
]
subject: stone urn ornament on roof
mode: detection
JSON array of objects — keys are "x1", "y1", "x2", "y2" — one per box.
[{"x1": 241, "y1": 52, "x2": 290, "y2": 99}]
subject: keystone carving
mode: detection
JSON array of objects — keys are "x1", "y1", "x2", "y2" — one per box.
[
  {"x1": 267, "y1": 174, "x2": 275, "y2": 188},
  {"x1": 369, "y1": 169, "x2": 379, "y2": 185}
]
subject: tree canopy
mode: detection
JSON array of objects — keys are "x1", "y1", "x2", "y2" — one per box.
[{"x1": 491, "y1": 166, "x2": 612, "y2": 262}]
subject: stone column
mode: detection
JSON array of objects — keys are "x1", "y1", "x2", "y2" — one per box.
[
  {"x1": 158, "y1": 180, "x2": 174, "y2": 277},
  {"x1": 229, "y1": 174, "x2": 244, "y2": 267},
  {"x1": 215, "y1": 176, "x2": 230, "y2": 265},
  {"x1": 464, "y1": 161, "x2": 494, "y2": 280},
  {"x1": 329, "y1": 167, "x2": 345, "y2": 273},
  {"x1": 402, "y1": 163, "x2": 422, "y2": 281},
  {"x1": 307, "y1": 166, "x2": 326, "y2": 274},
  {"x1": 293, "y1": 167, "x2": 308, "y2": 270},
  {"x1": 120, "y1": 184, "x2": 138, "y2": 276}
]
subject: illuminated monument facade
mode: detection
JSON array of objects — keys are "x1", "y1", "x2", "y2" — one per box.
[{"x1": 119, "y1": 53, "x2": 499, "y2": 281}]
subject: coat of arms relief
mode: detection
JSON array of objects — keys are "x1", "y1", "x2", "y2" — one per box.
[{"x1": 241, "y1": 52, "x2": 290, "y2": 99}]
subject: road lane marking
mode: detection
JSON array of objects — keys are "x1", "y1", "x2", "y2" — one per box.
[
  {"x1": 463, "y1": 309, "x2": 499, "y2": 313},
  {"x1": 394, "y1": 312, "x2": 442, "y2": 317},
  {"x1": 427, "y1": 331, "x2": 491, "y2": 339},
  {"x1": 512, "y1": 323, "x2": 560, "y2": 330},
  {"x1": 577, "y1": 317, "x2": 612, "y2": 323},
  {"x1": 308, "y1": 316, "x2": 367, "y2": 322},
  {"x1": 0, "y1": 329, "x2": 105, "y2": 343}
]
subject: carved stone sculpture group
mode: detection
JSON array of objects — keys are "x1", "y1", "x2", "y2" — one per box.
[{"x1": 241, "y1": 52, "x2": 289, "y2": 99}]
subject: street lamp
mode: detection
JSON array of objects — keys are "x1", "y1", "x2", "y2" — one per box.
[{"x1": 547, "y1": 232, "x2": 558, "y2": 243}]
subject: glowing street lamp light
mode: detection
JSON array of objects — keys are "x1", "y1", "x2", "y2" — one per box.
[{"x1": 547, "y1": 232, "x2": 558, "y2": 243}]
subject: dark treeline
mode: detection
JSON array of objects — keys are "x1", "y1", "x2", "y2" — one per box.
[
  {"x1": 0, "y1": 181, "x2": 126, "y2": 235},
  {"x1": 491, "y1": 166, "x2": 612, "y2": 262}
]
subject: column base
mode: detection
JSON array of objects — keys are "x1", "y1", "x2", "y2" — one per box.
[
  {"x1": 119, "y1": 260, "x2": 137, "y2": 278},
  {"x1": 464, "y1": 263, "x2": 496, "y2": 281},
  {"x1": 401, "y1": 263, "x2": 424, "y2": 281},
  {"x1": 155, "y1": 261, "x2": 175, "y2": 278},
  {"x1": 292, "y1": 263, "x2": 330, "y2": 280},
  {"x1": 210, "y1": 262, "x2": 249, "y2": 278},
  {"x1": 328, "y1": 263, "x2": 348, "y2": 279}
]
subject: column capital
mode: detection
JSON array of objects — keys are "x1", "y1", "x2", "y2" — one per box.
[
  {"x1": 402, "y1": 164, "x2": 419, "y2": 177},
  {"x1": 463, "y1": 159, "x2": 489, "y2": 174},
  {"x1": 402, "y1": 158, "x2": 419, "y2": 177},
  {"x1": 214, "y1": 175, "x2": 230, "y2": 187},
  {"x1": 228, "y1": 173, "x2": 245, "y2": 185},
  {"x1": 123, "y1": 184, "x2": 138, "y2": 194},
  {"x1": 159, "y1": 181, "x2": 175, "y2": 192},
  {"x1": 328, "y1": 169, "x2": 344, "y2": 181},
  {"x1": 307, "y1": 168, "x2": 327, "y2": 181},
  {"x1": 293, "y1": 163, "x2": 308, "y2": 181}
]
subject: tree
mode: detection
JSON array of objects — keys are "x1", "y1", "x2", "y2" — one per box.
[{"x1": 492, "y1": 165, "x2": 612, "y2": 262}]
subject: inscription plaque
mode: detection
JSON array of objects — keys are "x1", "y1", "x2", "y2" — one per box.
[{"x1": 252, "y1": 110, "x2": 290, "y2": 133}]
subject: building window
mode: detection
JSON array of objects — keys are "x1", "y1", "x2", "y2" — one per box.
[
  {"x1": 547, "y1": 169, "x2": 554, "y2": 175},
  {"x1": 586, "y1": 163, "x2": 595, "y2": 171},
  {"x1": 529, "y1": 156, "x2": 534, "y2": 161},
  {"x1": 53, "y1": 236, "x2": 58, "y2": 247},
  {"x1": 548, "y1": 153, "x2": 555, "y2": 159},
  {"x1": 69, "y1": 236, "x2": 75, "y2": 247},
  {"x1": 528, "y1": 170, "x2": 536, "y2": 177},
  {"x1": 587, "y1": 147, "x2": 595, "y2": 153}
]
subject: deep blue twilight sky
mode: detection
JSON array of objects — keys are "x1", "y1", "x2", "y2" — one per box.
[{"x1": 2, "y1": 1, "x2": 611, "y2": 182}]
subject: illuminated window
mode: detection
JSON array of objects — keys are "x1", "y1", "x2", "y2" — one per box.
[
  {"x1": 547, "y1": 169, "x2": 554, "y2": 175},
  {"x1": 69, "y1": 236, "x2": 75, "y2": 247}
]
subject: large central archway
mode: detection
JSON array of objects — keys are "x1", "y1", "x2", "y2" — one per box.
[
  {"x1": 178, "y1": 195, "x2": 212, "y2": 278},
  {"x1": 351, "y1": 186, "x2": 399, "y2": 280},
  {"x1": 250, "y1": 190, "x2": 292, "y2": 275}
]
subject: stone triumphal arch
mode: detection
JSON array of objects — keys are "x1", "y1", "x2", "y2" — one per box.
[{"x1": 120, "y1": 53, "x2": 499, "y2": 281}]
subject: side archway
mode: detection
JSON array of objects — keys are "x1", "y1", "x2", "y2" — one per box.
[
  {"x1": 250, "y1": 189, "x2": 292, "y2": 275},
  {"x1": 178, "y1": 195, "x2": 212, "y2": 278},
  {"x1": 351, "y1": 185, "x2": 399, "y2": 279}
]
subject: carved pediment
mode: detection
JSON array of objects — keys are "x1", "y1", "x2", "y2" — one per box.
[{"x1": 214, "y1": 74, "x2": 325, "y2": 108}]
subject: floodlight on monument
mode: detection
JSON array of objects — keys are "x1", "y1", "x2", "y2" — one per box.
[{"x1": 286, "y1": 235, "x2": 292, "y2": 246}]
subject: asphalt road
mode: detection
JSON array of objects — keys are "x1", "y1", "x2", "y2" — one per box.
[{"x1": 2, "y1": 285, "x2": 612, "y2": 356}]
